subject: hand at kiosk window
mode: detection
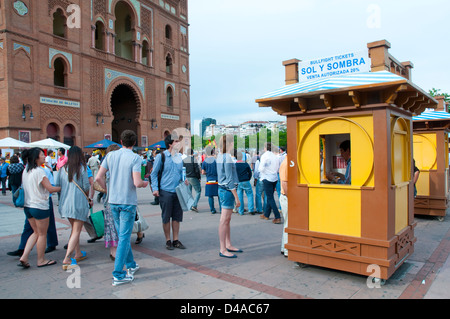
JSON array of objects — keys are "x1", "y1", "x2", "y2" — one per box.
[{"x1": 325, "y1": 140, "x2": 351, "y2": 185}]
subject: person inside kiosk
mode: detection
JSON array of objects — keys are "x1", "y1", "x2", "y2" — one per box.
[{"x1": 326, "y1": 140, "x2": 351, "y2": 185}]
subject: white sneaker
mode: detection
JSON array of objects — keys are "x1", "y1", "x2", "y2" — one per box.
[
  {"x1": 112, "y1": 274, "x2": 134, "y2": 286},
  {"x1": 127, "y1": 263, "x2": 140, "y2": 276}
]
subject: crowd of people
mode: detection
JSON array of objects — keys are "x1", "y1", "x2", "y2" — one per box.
[{"x1": 5, "y1": 130, "x2": 292, "y2": 286}]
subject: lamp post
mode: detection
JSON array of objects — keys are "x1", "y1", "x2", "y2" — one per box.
[
  {"x1": 151, "y1": 119, "x2": 158, "y2": 129},
  {"x1": 96, "y1": 113, "x2": 104, "y2": 126},
  {"x1": 22, "y1": 104, "x2": 33, "y2": 121}
]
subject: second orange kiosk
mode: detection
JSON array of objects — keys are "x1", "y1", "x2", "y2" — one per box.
[
  {"x1": 256, "y1": 40, "x2": 438, "y2": 281},
  {"x1": 412, "y1": 96, "x2": 450, "y2": 221}
]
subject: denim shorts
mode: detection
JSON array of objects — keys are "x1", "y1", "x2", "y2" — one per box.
[
  {"x1": 24, "y1": 206, "x2": 51, "y2": 220},
  {"x1": 218, "y1": 187, "x2": 235, "y2": 210}
]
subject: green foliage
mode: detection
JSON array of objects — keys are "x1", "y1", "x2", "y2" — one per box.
[
  {"x1": 191, "y1": 128, "x2": 287, "y2": 151},
  {"x1": 429, "y1": 88, "x2": 450, "y2": 102}
]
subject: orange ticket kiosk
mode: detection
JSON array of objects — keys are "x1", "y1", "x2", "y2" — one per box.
[
  {"x1": 413, "y1": 96, "x2": 450, "y2": 221},
  {"x1": 256, "y1": 41, "x2": 437, "y2": 281}
]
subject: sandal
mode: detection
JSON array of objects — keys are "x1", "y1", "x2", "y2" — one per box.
[
  {"x1": 17, "y1": 260, "x2": 30, "y2": 269},
  {"x1": 62, "y1": 258, "x2": 77, "y2": 271},
  {"x1": 135, "y1": 234, "x2": 145, "y2": 245}
]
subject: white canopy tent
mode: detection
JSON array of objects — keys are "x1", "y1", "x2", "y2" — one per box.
[
  {"x1": 27, "y1": 138, "x2": 71, "y2": 150},
  {"x1": 0, "y1": 137, "x2": 30, "y2": 149}
]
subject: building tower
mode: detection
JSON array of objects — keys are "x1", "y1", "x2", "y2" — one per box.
[{"x1": 0, "y1": 0, "x2": 190, "y2": 147}]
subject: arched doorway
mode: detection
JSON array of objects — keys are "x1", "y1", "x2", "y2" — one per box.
[
  {"x1": 110, "y1": 84, "x2": 139, "y2": 144},
  {"x1": 63, "y1": 124, "x2": 75, "y2": 146},
  {"x1": 46, "y1": 123, "x2": 60, "y2": 141}
]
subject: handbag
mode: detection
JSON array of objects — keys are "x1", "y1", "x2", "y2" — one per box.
[
  {"x1": 93, "y1": 181, "x2": 107, "y2": 194},
  {"x1": 94, "y1": 157, "x2": 107, "y2": 193},
  {"x1": 14, "y1": 186, "x2": 24, "y2": 208},
  {"x1": 175, "y1": 182, "x2": 195, "y2": 211},
  {"x1": 132, "y1": 209, "x2": 149, "y2": 233}
]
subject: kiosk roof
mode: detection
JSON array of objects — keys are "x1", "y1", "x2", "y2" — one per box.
[{"x1": 258, "y1": 71, "x2": 408, "y2": 100}]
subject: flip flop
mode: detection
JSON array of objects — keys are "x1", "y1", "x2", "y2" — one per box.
[
  {"x1": 17, "y1": 260, "x2": 30, "y2": 269},
  {"x1": 37, "y1": 260, "x2": 57, "y2": 268}
]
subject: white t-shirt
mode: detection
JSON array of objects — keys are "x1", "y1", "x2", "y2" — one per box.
[
  {"x1": 22, "y1": 167, "x2": 49, "y2": 210},
  {"x1": 259, "y1": 151, "x2": 280, "y2": 182},
  {"x1": 45, "y1": 155, "x2": 53, "y2": 170}
]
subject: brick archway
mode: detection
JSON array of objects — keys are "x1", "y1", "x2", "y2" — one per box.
[{"x1": 108, "y1": 82, "x2": 142, "y2": 145}]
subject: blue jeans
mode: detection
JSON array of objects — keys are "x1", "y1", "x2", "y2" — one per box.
[
  {"x1": 263, "y1": 179, "x2": 280, "y2": 219},
  {"x1": 11, "y1": 185, "x2": 19, "y2": 206},
  {"x1": 110, "y1": 204, "x2": 137, "y2": 279},
  {"x1": 208, "y1": 196, "x2": 221, "y2": 213},
  {"x1": 237, "y1": 181, "x2": 254, "y2": 214},
  {"x1": 187, "y1": 177, "x2": 201, "y2": 208},
  {"x1": 1, "y1": 177, "x2": 7, "y2": 194},
  {"x1": 276, "y1": 173, "x2": 281, "y2": 199},
  {"x1": 254, "y1": 179, "x2": 265, "y2": 213}
]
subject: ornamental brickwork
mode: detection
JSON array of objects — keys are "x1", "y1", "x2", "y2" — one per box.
[{"x1": 0, "y1": 0, "x2": 190, "y2": 148}]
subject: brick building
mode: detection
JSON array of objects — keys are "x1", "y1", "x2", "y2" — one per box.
[{"x1": 0, "y1": 0, "x2": 190, "y2": 148}]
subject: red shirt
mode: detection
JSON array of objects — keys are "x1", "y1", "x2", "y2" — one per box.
[{"x1": 56, "y1": 155, "x2": 67, "y2": 171}]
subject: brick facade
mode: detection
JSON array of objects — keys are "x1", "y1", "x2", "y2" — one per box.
[{"x1": 0, "y1": 0, "x2": 190, "y2": 148}]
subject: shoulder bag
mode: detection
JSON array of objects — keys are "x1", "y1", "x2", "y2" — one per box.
[
  {"x1": 14, "y1": 186, "x2": 24, "y2": 208},
  {"x1": 64, "y1": 167, "x2": 93, "y2": 208},
  {"x1": 132, "y1": 208, "x2": 149, "y2": 233},
  {"x1": 94, "y1": 157, "x2": 107, "y2": 193}
]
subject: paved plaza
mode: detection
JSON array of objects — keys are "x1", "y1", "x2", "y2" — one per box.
[{"x1": 0, "y1": 176, "x2": 449, "y2": 300}]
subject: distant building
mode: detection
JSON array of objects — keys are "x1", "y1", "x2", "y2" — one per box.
[
  {"x1": 203, "y1": 120, "x2": 286, "y2": 138},
  {"x1": 200, "y1": 118, "x2": 216, "y2": 137},
  {"x1": 240, "y1": 121, "x2": 269, "y2": 137}
]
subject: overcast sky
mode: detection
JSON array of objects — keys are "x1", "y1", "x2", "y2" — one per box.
[{"x1": 188, "y1": 0, "x2": 450, "y2": 133}]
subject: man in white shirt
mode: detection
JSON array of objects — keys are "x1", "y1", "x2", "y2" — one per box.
[
  {"x1": 45, "y1": 150, "x2": 54, "y2": 171},
  {"x1": 259, "y1": 143, "x2": 281, "y2": 224}
]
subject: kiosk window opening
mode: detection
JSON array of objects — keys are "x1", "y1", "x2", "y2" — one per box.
[{"x1": 320, "y1": 134, "x2": 351, "y2": 185}]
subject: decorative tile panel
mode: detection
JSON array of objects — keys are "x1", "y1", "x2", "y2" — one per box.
[
  {"x1": 105, "y1": 68, "x2": 145, "y2": 98},
  {"x1": 49, "y1": 48, "x2": 73, "y2": 73},
  {"x1": 14, "y1": 43, "x2": 30, "y2": 55}
]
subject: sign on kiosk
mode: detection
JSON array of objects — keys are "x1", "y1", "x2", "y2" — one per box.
[{"x1": 299, "y1": 51, "x2": 371, "y2": 82}]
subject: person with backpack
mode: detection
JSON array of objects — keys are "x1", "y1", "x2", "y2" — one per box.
[{"x1": 150, "y1": 134, "x2": 188, "y2": 251}]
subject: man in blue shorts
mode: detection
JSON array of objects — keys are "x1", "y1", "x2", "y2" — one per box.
[{"x1": 151, "y1": 134, "x2": 188, "y2": 250}]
